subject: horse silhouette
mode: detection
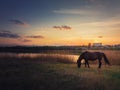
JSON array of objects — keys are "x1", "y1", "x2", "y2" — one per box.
[{"x1": 77, "y1": 51, "x2": 111, "y2": 68}]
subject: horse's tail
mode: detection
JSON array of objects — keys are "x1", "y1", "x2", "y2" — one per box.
[{"x1": 102, "y1": 53, "x2": 111, "y2": 65}]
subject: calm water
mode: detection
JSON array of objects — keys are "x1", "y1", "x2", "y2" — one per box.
[{"x1": 0, "y1": 52, "x2": 79, "y2": 62}]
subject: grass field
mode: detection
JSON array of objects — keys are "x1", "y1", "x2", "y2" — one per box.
[{"x1": 0, "y1": 54, "x2": 119, "y2": 90}]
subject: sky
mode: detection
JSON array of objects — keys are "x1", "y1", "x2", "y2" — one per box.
[{"x1": 0, "y1": 0, "x2": 120, "y2": 46}]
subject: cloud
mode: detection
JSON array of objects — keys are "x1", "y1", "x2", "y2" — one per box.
[
  {"x1": 88, "y1": 0, "x2": 98, "y2": 3},
  {"x1": 26, "y1": 35, "x2": 44, "y2": 39},
  {"x1": 0, "y1": 30, "x2": 44, "y2": 43},
  {"x1": 80, "y1": 19, "x2": 120, "y2": 27},
  {"x1": 53, "y1": 8, "x2": 102, "y2": 16},
  {"x1": 21, "y1": 39, "x2": 32, "y2": 42},
  {"x1": 53, "y1": 26, "x2": 62, "y2": 30},
  {"x1": 10, "y1": 19, "x2": 25, "y2": 25},
  {"x1": 9, "y1": 19, "x2": 30, "y2": 27},
  {"x1": 0, "y1": 30, "x2": 21, "y2": 38},
  {"x1": 53, "y1": 25, "x2": 71, "y2": 30},
  {"x1": 62, "y1": 25, "x2": 71, "y2": 30},
  {"x1": 98, "y1": 36, "x2": 103, "y2": 38}
]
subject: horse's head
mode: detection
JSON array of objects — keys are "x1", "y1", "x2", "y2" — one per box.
[{"x1": 77, "y1": 52, "x2": 85, "y2": 68}]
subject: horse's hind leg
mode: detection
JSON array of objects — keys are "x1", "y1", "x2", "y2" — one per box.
[{"x1": 98, "y1": 59, "x2": 102, "y2": 68}]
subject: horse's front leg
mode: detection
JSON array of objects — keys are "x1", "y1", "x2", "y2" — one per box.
[{"x1": 85, "y1": 60, "x2": 87, "y2": 67}]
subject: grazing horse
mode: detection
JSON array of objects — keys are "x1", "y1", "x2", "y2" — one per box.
[{"x1": 77, "y1": 51, "x2": 111, "y2": 68}]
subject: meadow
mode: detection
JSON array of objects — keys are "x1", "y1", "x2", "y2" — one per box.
[{"x1": 0, "y1": 50, "x2": 119, "y2": 90}]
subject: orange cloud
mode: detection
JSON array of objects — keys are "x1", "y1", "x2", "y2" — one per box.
[{"x1": 26, "y1": 35, "x2": 44, "y2": 39}]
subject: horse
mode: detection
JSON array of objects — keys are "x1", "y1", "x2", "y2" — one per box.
[{"x1": 77, "y1": 51, "x2": 111, "y2": 68}]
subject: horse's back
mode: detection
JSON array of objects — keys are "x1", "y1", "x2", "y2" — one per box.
[{"x1": 81, "y1": 51, "x2": 102, "y2": 60}]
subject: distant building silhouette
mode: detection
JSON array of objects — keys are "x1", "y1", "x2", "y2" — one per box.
[{"x1": 93, "y1": 43, "x2": 102, "y2": 47}]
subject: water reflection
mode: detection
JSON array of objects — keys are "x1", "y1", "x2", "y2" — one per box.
[{"x1": 0, "y1": 52, "x2": 79, "y2": 62}]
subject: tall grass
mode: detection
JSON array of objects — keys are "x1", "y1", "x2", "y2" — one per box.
[{"x1": 103, "y1": 50, "x2": 120, "y2": 65}]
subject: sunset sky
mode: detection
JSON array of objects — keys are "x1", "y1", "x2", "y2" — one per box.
[{"x1": 0, "y1": 0, "x2": 120, "y2": 46}]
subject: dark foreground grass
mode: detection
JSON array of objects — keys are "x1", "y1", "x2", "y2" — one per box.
[{"x1": 0, "y1": 58, "x2": 120, "y2": 90}]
